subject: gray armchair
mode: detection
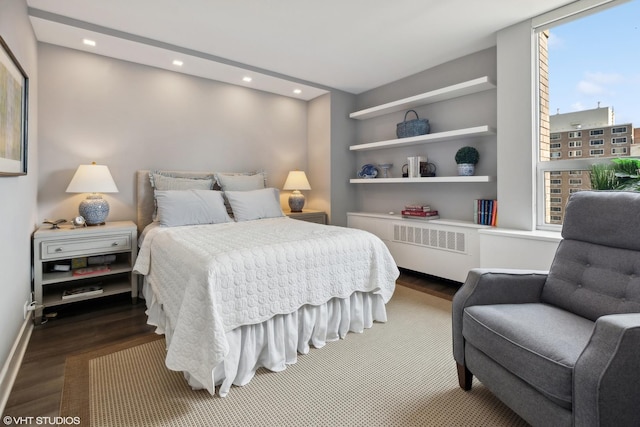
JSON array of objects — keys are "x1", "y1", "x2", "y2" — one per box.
[{"x1": 452, "y1": 191, "x2": 640, "y2": 427}]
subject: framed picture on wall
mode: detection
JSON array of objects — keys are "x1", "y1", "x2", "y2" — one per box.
[{"x1": 0, "y1": 35, "x2": 28, "y2": 176}]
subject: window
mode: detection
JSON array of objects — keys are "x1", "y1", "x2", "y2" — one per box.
[{"x1": 536, "y1": 0, "x2": 639, "y2": 229}]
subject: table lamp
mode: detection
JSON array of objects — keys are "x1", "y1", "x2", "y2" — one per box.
[
  {"x1": 283, "y1": 170, "x2": 311, "y2": 212},
  {"x1": 66, "y1": 162, "x2": 119, "y2": 225}
]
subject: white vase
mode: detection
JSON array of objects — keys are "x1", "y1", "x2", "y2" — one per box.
[{"x1": 457, "y1": 164, "x2": 475, "y2": 176}]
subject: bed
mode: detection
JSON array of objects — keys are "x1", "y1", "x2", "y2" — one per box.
[{"x1": 133, "y1": 170, "x2": 399, "y2": 397}]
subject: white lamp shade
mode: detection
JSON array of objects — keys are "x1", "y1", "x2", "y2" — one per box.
[
  {"x1": 283, "y1": 170, "x2": 311, "y2": 191},
  {"x1": 66, "y1": 163, "x2": 119, "y2": 193}
]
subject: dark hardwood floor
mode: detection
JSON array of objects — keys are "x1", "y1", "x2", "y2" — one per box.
[{"x1": 2, "y1": 269, "x2": 460, "y2": 420}]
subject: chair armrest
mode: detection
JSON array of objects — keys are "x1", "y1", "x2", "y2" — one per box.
[
  {"x1": 452, "y1": 268, "x2": 548, "y2": 364},
  {"x1": 574, "y1": 313, "x2": 640, "y2": 427}
]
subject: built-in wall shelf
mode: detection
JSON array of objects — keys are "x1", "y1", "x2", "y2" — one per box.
[
  {"x1": 350, "y1": 176, "x2": 495, "y2": 184},
  {"x1": 348, "y1": 211, "x2": 491, "y2": 229},
  {"x1": 349, "y1": 76, "x2": 496, "y2": 120},
  {"x1": 349, "y1": 125, "x2": 495, "y2": 152}
]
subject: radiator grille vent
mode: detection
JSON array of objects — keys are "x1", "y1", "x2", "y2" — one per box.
[{"x1": 393, "y1": 224, "x2": 466, "y2": 254}]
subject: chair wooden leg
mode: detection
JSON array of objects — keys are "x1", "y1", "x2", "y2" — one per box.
[{"x1": 457, "y1": 363, "x2": 473, "y2": 391}]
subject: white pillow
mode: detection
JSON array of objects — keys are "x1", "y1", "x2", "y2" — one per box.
[
  {"x1": 216, "y1": 173, "x2": 265, "y2": 191},
  {"x1": 155, "y1": 190, "x2": 232, "y2": 227},
  {"x1": 225, "y1": 188, "x2": 285, "y2": 221}
]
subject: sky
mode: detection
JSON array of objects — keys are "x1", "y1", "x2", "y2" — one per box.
[{"x1": 548, "y1": 0, "x2": 640, "y2": 126}]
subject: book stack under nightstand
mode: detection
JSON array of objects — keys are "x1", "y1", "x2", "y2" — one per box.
[{"x1": 32, "y1": 220, "x2": 137, "y2": 324}]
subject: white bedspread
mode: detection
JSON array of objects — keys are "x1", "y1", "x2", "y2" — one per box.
[{"x1": 134, "y1": 217, "x2": 398, "y2": 394}]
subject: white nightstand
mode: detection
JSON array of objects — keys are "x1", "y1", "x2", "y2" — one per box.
[
  {"x1": 32, "y1": 220, "x2": 138, "y2": 324},
  {"x1": 286, "y1": 209, "x2": 327, "y2": 224}
]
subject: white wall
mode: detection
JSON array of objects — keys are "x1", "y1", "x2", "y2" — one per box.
[
  {"x1": 0, "y1": 0, "x2": 38, "y2": 403},
  {"x1": 329, "y1": 91, "x2": 357, "y2": 226},
  {"x1": 37, "y1": 44, "x2": 310, "y2": 222},
  {"x1": 307, "y1": 94, "x2": 331, "y2": 219},
  {"x1": 495, "y1": 20, "x2": 537, "y2": 231}
]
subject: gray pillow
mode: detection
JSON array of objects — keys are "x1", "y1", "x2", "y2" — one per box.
[
  {"x1": 225, "y1": 188, "x2": 285, "y2": 221},
  {"x1": 216, "y1": 172, "x2": 266, "y2": 191},
  {"x1": 151, "y1": 173, "x2": 214, "y2": 191},
  {"x1": 155, "y1": 190, "x2": 232, "y2": 227}
]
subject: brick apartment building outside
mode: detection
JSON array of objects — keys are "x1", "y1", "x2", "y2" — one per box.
[{"x1": 545, "y1": 107, "x2": 637, "y2": 224}]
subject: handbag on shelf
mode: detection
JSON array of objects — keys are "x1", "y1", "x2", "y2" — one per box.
[{"x1": 396, "y1": 109, "x2": 430, "y2": 138}]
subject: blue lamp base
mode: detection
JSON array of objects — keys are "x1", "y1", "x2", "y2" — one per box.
[
  {"x1": 288, "y1": 190, "x2": 305, "y2": 212},
  {"x1": 79, "y1": 194, "x2": 110, "y2": 225}
]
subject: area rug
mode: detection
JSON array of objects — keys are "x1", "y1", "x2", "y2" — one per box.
[{"x1": 60, "y1": 286, "x2": 527, "y2": 426}]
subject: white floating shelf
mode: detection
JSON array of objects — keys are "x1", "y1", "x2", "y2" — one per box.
[
  {"x1": 349, "y1": 125, "x2": 495, "y2": 151},
  {"x1": 350, "y1": 176, "x2": 495, "y2": 184},
  {"x1": 349, "y1": 76, "x2": 496, "y2": 120}
]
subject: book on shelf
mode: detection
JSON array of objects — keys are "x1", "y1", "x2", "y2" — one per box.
[
  {"x1": 401, "y1": 209, "x2": 439, "y2": 217},
  {"x1": 474, "y1": 199, "x2": 497, "y2": 226},
  {"x1": 403, "y1": 204, "x2": 432, "y2": 212},
  {"x1": 62, "y1": 286, "x2": 104, "y2": 300},
  {"x1": 402, "y1": 214, "x2": 440, "y2": 220},
  {"x1": 72, "y1": 265, "x2": 111, "y2": 276}
]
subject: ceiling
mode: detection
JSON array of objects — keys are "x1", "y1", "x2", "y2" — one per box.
[{"x1": 27, "y1": 0, "x2": 575, "y2": 100}]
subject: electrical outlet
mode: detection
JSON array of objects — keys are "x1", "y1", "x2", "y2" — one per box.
[{"x1": 23, "y1": 300, "x2": 30, "y2": 319}]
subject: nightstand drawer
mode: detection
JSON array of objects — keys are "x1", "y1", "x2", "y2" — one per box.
[{"x1": 40, "y1": 234, "x2": 132, "y2": 259}]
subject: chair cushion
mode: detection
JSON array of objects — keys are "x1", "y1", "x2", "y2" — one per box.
[
  {"x1": 562, "y1": 191, "x2": 640, "y2": 252},
  {"x1": 543, "y1": 240, "x2": 640, "y2": 321},
  {"x1": 463, "y1": 303, "x2": 594, "y2": 408}
]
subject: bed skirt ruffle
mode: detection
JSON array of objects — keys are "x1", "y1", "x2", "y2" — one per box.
[{"x1": 143, "y1": 280, "x2": 388, "y2": 397}]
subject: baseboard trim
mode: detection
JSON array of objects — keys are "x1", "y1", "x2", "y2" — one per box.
[{"x1": 0, "y1": 317, "x2": 33, "y2": 414}]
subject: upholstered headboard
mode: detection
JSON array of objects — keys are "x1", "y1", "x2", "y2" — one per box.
[{"x1": 136, "y1": 169, "x2": 268, "y2": 235}]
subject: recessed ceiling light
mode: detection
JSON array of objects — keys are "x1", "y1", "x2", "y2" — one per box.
[
  {"x1": 293, "y1": 89, "x2": 302, "y2": 95},
  {"x1": 172, "y1": 60, "x2": 183, "y2": 67},
  {"x1": 242, "y1": 76, "x2": 253, "y2": 82},
  {"x1": 82, "y1": 39, "x2": 96, "y2": 47}
]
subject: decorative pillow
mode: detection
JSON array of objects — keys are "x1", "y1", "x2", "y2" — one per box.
[
  {"x1": 224, "y1": 188, "x2": 285, "y2": 222},
  {"x1": 155, "y1": 190, "x2": 232, "y2": 227},
  {"x1": 150, "y1": 172, "x2": 214, "y2": 191},
  {"x1": 215, "y1": 172, "x2": 266, "y2": 191}
]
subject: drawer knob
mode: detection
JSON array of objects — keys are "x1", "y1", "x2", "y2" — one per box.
[
  {"x1": 112, "y1": 242, "x2": 119, "y2": 246},
  {"x1": 55, "y1": 248, "x2": 63, "y2": 252}
]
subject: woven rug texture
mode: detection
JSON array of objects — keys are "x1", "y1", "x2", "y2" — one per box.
[{"x1": 60, "y1": 285, "x2": 528, "y2": 427}]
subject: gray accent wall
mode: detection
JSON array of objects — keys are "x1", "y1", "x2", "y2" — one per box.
[
  {"x1": 352, "y1": 48, "x2": 498, "y2": 221},
  {"x1": 37, "y1": 44, "x2": 311, "y2": 222},
  {"x1": 0, "y1": 0, "x2": 39, "y2": 400}
]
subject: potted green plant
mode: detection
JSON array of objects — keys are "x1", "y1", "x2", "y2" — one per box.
[{"x1": 455, "y1": 146, "x2": 479, "y2": 176}]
